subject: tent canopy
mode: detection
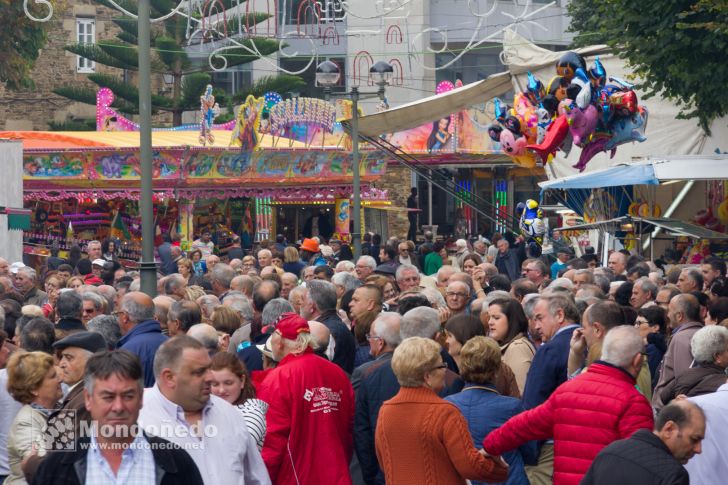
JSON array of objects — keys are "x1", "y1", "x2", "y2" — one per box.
[
  {"x1": 355, "y1": 72, "x2": 512, "y2": 138},
  {"x1": 555, "y1": 216, "x2": 728, "y2": 240},
  {"x1": 539, "y1": 155, "x2": 728, "y2": 190}
]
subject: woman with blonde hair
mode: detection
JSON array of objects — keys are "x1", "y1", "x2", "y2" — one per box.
[
  {"x1": 66, "y1": 276, "x2": 84, "y2": 292},
  {"x1": 6, "y1": 351, "x2": 63, "y2": 485},
  {"x1": 283, "y1": 246, "x2": 306, "y2": 276},
  {"x1": 446, "y1": 336, "x2": 536, "y2": 485},
  {"x1": 375, "y1": 337, "x2": 508, "y2": 485}
]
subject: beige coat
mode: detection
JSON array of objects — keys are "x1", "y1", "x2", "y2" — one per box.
[
  {"x1": 501, "y1": 335, "x2": 536, "y2": 395},
  {"x1": 6, "y1": 405, "x2": 47, "y2": 485}
]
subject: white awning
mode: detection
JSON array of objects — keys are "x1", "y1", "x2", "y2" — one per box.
[{"x1": 355, "y1": 72, "x2": 512, "y2": 138}]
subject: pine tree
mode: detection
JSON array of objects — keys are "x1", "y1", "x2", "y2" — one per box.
[{"x1": 54, "y1": 0, "x2": 304, "y2": 126}]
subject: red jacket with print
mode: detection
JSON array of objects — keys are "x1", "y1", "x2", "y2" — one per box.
[
  {"x1": 258, "y1": 349, "x2": 355, "y2": 485},
  {"x1": 483, "y1": 362, "x2": 654, "y2": 485}
]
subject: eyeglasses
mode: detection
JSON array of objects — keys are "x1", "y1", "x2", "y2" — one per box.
[
  {"x1": 83, "y1": 309, "x2": 96, "y2": 314},
  {"x1": 634, "y1": 319, "x2": 649, "y2": 326},
  {"x1": 430, "y1": 363, "x2": 448, "y2": 371},
  {"x1": 399, "y1": 248, "x2": 410, "y2": 252},
  {"x1": 366, "y1": 334, "x2": 382, "y2": 341},
  {"x1": 112, "y1": 310, "x2": 127, "y2": 317},
  {"x1": 446, "y1": 292, "x2": 468, "y2": 299}
]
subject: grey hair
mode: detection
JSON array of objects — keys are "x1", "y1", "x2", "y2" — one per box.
[
  {"x1": 357, "y1": 255, "x2": 376, "y2": 270},
  {"x1": 187, "y1": 324, "x2": 219, "y2": 354},
  {"x1": 332, "y1": 272, "x2": 361, "y2": 293},
  {"x1": 289, "y1": 286, "x2": 307, "y2": 303},
  {"x1": 691, "y1": 325, "x2": 728, "y2": 365},
  {"x1": 210, "y1": 263, "x2": 235, "y2": 290},
  {"x1": 96, "y1": 286, "x2": 116, "y2": 313},
  {"x1": 574, "y1": 269, "x2": 595, "y2": 284},
  {"x1": 262, "y1": 298, "x2": 294, "y2": 326},
  {"x1": 306, "y1": 280, "x2": 337, "y2": 312},
  {"x1": 17, "y1": 266, "x2": 37, "y2": 282},
  {"x1": 197, "y1": 295, "x2": 221, "y2": 317},
  {"x1": 420, "y1": 287, "x2": 446, "y2": 309},
  {"x1": 87, "y1": 315, "x2": 122, "y2": 348},
  {"x1": 163, "y1": 274, "x2": 186, "y2": 295},
  {"x1": 601, "y1": 326, "x2": 644, "y2": 369},
  {"x1": 635, "y1": 277, "x2": 658, "y2": 299},
  {"x1": 401, "y1": 306, "x2": 441, "y2": 340},
  {"x1": 485, "y1": 290, "x2": 512, "y2": 306},
  {"x1": 82, "y1": 292, "x2": 106, "y2": 312},
  {"x1": 222, "y1": 292, "x2": 254, "y2": 323},
  {"x1": 372, "y1": 312, "x2": 402, "y2": 348},
  {"x1": 549, "y1": 278, "x2": 574, "y2": 291},
  {"x1": 120, "y1": 296, "x2": 155, "y2": 323},
  {"x1": 395, "y1": 264, "x2": 419, "y2": 282},
  {"x1": 522, "y1": 294, "x2": 539, "y2": 319},
  {"x1": 335, "y1": 260, "x2": 355, "y2": 273}
]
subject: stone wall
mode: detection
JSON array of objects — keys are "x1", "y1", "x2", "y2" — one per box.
[
  {"x1": 0, "y1": 1, "x2": 171, "y2": 130},
  {"x1": 376, "y1": 163, "x2": 413, "y2": 240}
]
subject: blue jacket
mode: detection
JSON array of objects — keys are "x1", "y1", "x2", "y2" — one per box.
[
  {"x1": 446, "y1": 383, "x2": 537, "y2": 485},
  {"x1": 355, "y1": 358, "x2": 463, "y2": 485},
  {"x1": 521, "y1": 324, "x2": 578, "y2": 410},
  {"x1": 117, "y1": 320, "x2": 168, "y2": 387}
]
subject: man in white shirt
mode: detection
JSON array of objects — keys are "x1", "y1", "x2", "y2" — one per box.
[
  {"x1": 191, "y1": 231, "x2": 215, "y2": 258},
  {"x1": 138, "y1": 336, "x2": 270, "y2": 485},
  {"x1": 685, "y1": 382, "x2": 728, "y2": 484}
]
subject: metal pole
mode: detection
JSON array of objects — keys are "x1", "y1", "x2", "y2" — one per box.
[
  {"x1": 138, "y1": 0, "x2": 157, "y2": 296},
  {"x1": 428, "y1": 170, "x2": 433, "y2": 226},
  {"x1": 351, "y1": 87, "x2": 361, "y2": 259}
]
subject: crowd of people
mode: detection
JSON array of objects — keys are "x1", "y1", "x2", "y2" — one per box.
[{"x1": 0, "y1": 230, "x2": 726, "y2": 485}]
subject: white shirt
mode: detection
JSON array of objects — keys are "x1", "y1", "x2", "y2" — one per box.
[
  {"x1": 685, "y1": 383, "x2": 728, "y2": 484},
  {"x1": 138, "y1": 385, "x2": 270, "y2": 485}
]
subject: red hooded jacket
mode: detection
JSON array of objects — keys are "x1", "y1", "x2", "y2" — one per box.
[
  {"x1": 483, "y1": 362, "x2": 654, "y2": 485},
  {"x1": 258, "y1": 349, "x2": 355, "y2": 484}
]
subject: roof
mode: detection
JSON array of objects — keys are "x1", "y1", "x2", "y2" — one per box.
[
  {"x1": 0, "y1": 130, "x2": 309, "y2": 150},
  {"x1": 555, "y1": 216, "x2": 728, "y2": 240}
]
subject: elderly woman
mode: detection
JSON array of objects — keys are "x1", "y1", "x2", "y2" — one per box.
[
  {"x1": 209, "y1": 352, "x2": 268, "y2": 451},
  {"x1": 375, "y1": 337, "x2": 509, "y2": 485},
  {"x1": 660, "y1": 325, "x2": 728, "y2": 403},
  {"x1": 486, "y1": 298, "x2": 536, "y2": 395},
  {"x1": 6, "y1": 351, "x2": 63, "y2": 485},
  {"x1": 446, "y1": 336, "x2": 537, "y2": 485}
]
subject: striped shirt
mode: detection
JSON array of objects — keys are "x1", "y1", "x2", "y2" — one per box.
[{"x1": 236, "y1": 399, "x2": 268, "y2": 451}]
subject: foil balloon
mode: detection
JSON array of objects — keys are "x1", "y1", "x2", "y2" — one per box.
[
  {"x1": 519, "y1": 199, "x2": 546, "y2": 244},
  {"x1": 499, "y1": 128, "x2": 528, "y2": 157},
  {"x1": 561, "y1": 101, "x2": 599, "y2": 147},
  {"x1": 573, "y1": 134, "x2": 616, "y2": 172},
  {"x1": 527, "y1": 114, "x2": 570, "y2": 164},
  {"x1": 605, "y1": 107, "x2": 648, "y2": 150},
  {"x1": 556, "y1": 52, "x2": 586, "y2": 83}
]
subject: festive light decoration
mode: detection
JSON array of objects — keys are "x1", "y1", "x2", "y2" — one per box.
[
  {"x1": 269, "y1": 97, "x2": 337, "y2": 136},
  {"x1": 436, "y1": 81, "x2": 455, "y2": 94}
]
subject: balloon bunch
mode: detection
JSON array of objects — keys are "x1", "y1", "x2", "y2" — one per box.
[
  {"x1": 517, "y1": 199, "x2": 546, "y2": 254},
  {"x1": 488, "y1": 52, "x2": 648, "y2": 171}
]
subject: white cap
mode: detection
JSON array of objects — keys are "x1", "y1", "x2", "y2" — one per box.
[
  {"x1": 9, "y1": 262, "x2": 26, "y2": 274},
  {"x1": 92, "y1": 259, "x2": 107, "y2": 267}
]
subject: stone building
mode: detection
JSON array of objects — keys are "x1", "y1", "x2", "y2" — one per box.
[{"x1": 1, "y1": 1, "x2": 122, "y2": 130}]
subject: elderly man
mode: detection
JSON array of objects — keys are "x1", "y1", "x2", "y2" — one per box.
[
  {"x1": 351, "y1": 312, "x2": 401, "y2": 391},
  {"x1": 436, "y1": 265, "x2": 456, "y2": 289},
  {"x1": 81, "y1": 292, "x2": 106, "y2": 325},
  {"x1": 300, "y1": 280, "x2": 356, "y2": 374},
  {"x1": 484, "y1": 326, "x2": 654, "y2": 485},
  {"x1": 685, "y1": 382, "x2": 728, "y2": 483},
  {"x1": 15, "y1": 267, "x2": 46, "y2": 306},
  {"x1": 677, "y1": 269, "x2": 703, "y2": 294},
  {"x1": 280, "y1": 272, "x2": 298, "y2": 299},
  {"x1": 33, "y1": 350, "x2": 204, "y2": 485},
  {"x1": 607, "y1": 251, "x2": 627, "y2": 276},
  {"x1": 355, "y1": 255, "x2": 377, "y2": 281},
  {"x1": 56, "y1": 290, "x2": 86, "y2": 334},
  {"x1": 138, "y1": 337, "x2": 268, "y2": 484},
  {"x1": 162, "y1": 274, "x2": 186, "y2": 301},
  {"x1": 395, "y1": 264, "x2": 421, "y2": 293},
  {"x1": 523, "y1": 293, "x2": 581, "y2": 410},
  {"x1": 209, "y1": 263, "x2": 235, "y2": 301},
  {"x1": 86, "y1": 240, "x2": 103, "y2": 261},
  {"x1": 258, "y1": 313, "x2": 354, "y2": 484},
  {"x1": 572, "y1": 269, "x2": 594, "y2": 291},
  {"x1": 0, "y1": 258, "x2": 9, "y2": 277},
  {"x1": 116, "y1": 291, "x2": 169, "y2": 387},
  {"x1": 631, "y1": 276, "x2": 658, "y2": 309},
  {"x1": 257, "y1": 249, "x2": 272, "y2": 269},
  {"x1": 494, "y1": 239, "x2": 522, "y2": 282},
  {"x1": 335, "y1": 260, "x2": 356, "y2": 274},
  {"x1": 167, "y1": 300, "x2": 202, "y2": 337},
  {"x1": 445, "y1": 281, "x2": 471, "y2": 316},
  {"x1": 584, "y1": 400, "x2": 705, "y2": 485},
  {"x1": 525, "y1": 259, "x2": 549, "y2": 287},
  {"x1": 230, "y1": 274, "x2": 255, "y2": 298},
  {"x1": 653, "y1": 294, "x2": 704, "y2": 410}
]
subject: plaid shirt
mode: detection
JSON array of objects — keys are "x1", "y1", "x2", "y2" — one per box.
[{"x1": 86, "y1": 433, "x2": 156, "y2": 485}]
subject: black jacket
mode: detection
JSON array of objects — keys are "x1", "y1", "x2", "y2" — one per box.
[
  {"x1": 317, "y1": 309, "x2": 356, "y2": 374},
  {"x1": 31, "y1": 433, "x2": 204, "y2": 485},
  {"x1": 581, "y1": 429, "x2": 689, "y2": 485}
]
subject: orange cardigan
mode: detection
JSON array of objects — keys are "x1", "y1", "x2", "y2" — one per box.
[{"x1": 375, "y1": 386, "x2": 509, "y2": 485}]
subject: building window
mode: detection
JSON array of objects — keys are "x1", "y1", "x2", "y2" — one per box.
[{"x1": 76, "y1": 18, "x2": 96, "y2": 73}]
